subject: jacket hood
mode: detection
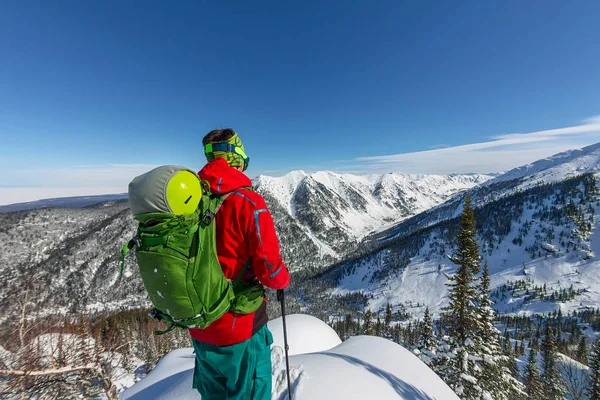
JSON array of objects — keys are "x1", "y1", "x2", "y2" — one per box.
[{"x1": 198, "y1": 158, "x2": 252, "y2": 195}]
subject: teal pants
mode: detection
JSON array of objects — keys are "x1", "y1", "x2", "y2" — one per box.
[{"x1": 192, "y1": 325, "x2": 273, "y2": 400}]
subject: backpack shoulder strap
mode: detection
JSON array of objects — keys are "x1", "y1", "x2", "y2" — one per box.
[
  {"x1": 204, "y1": 184, "x2": 254, "y2": 221},
  {"x1": 201, "y1": 192, "x2": 232, "y2": 226}
]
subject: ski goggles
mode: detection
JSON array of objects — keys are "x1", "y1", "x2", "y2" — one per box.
[{"x1": 204, "y1": 142, "x2": 250, "y2": 172}]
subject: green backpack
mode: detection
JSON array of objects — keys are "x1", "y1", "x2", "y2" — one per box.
[{"x1": 120, "y1": 165, "x2": 265, "y2": 334}]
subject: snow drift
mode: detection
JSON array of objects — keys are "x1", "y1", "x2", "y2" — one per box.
[{"x1": 121, "y1": 314, "x2": 458, "y2": 399}]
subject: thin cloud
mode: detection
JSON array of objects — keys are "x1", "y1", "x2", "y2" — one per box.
[
  {"x1": 0, "y1": 164, "x2": 158, "y2": 206},
  {"x1": 0, "y1": 187, "x2": 128, "y2": 206},
  {"x1": 584, "y1": 115, "x2": 600, "y2": 124},
  {"x1": 428, "y1": 144, "x2": 450, "y2": 150},
  {"x1": 353, "y1": 117, "x2": 600, "y2": 174}
]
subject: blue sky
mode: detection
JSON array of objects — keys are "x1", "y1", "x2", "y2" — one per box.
[{"x1": 1, "y1": 0, "x2": 599, "y2": 204}]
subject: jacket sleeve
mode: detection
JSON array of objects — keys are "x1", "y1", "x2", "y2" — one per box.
[{"x1": 246, "y1": 194, "x2": 290, "y2": 290}]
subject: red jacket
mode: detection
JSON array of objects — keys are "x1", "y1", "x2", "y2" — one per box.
[{"x1": 188, "y1": 158, "x2": 290, "y2": 346}]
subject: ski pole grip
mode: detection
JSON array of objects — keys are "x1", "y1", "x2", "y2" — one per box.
[{"x1": 277, "y1": 289, "x2": 284, "y2": 302}]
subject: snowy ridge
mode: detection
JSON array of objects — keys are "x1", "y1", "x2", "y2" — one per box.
[
  {"x1": 121, "y1": 314, "x2": 458, "y2": 400},
  {"x1": 254, "y1": 170, "x2": 491, "y2": 259},
  {"x1": 255, "y1": 170, "x2": 491, "y2": 232},
  {"x1": 373, "y1": 141, "x2": 600, "y2": 245},
  {"x1": 490, "y1": 141, "x2": 600, "y2": 188}
]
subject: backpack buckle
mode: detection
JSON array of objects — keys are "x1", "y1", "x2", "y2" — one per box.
[
  {"x1": 203, "y1": 210, "x2": 215, "y2": 225},
  {"x1": 148, "y1": 309, "x2": 161, "y2": 322}
]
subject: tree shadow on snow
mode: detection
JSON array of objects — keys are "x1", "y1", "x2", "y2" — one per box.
[{"x1": 319, "y1": 353, "x2": 438, "y2": 400}]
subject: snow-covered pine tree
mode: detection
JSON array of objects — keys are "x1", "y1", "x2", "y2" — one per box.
[
  {"x1": 474, "y1": 262, "x2": 525, "y2": 399},
  {"x1": 419, "y1": 307, "x2": 435, "y2": 351},
  {"x1": 541, "y1": 323, "x2": 567, "y2": 399},
  {"x1": 437, "y1": 194, "x2": 482, "y2": 399},
  {"x1": 444, "y1": 194, "x2": 481, "y2": 344},
  {"x1": 523, "y1": 348, "x2": 544, "y2": 400},
  {"x1": 364, "y1": 309, "x2": 373, "y2": 335},
  {"x1": 588, "y1": 336, "x2": 600, "y2": 400},
  {"x1": 519, "y1": 340, "x2": 526, "y2": 357},
  {"x1": 415, "y1": 307, "x2": 437, "y2": 366},
  {"x1": 503, "y1": 339, "x2": 519, "y2": 379},
  {"x1": 385, "y1": 303, "x2": 392, "y2": 339},
  {"x1": 576, "y1": 336, "x2": 588, "y2": 365}
]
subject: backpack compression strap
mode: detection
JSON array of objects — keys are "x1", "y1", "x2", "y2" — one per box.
[{"x1": 149, "y1": 260, "x2": 255, "y2": 335}]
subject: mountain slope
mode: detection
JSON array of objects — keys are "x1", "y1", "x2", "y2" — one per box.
[
  {"x1": 372, "y1": 142, "x2": 600, "y2": 245},
  {"x1": 310, "y1": 143, "x2": 600, "y2": 320},
  {"x1": 0, "y1": 201, "x2": 146, "y2": 319},
  {"x1": 254, "y1": 170, "x2": 490, "y2": 267}
]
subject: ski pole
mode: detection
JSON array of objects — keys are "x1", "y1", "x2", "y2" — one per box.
[{"x1": 278, "y1": 289, "x2": 292, "y2": 400}]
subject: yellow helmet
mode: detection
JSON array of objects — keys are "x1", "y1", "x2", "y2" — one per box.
[{"x1": 165, "y1": 170, "x2": 202, "y2": 215}]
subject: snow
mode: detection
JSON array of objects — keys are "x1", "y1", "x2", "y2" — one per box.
[
  {"x1": 541, "y1": 242, "x2": 558, "y2": 253},
  {"x1": 267, "y1": 314, "x2": 342, "y2": 356},
  {"x1": 490, "y1": 142, "x2": 600, "y2": 190},
  {"x1": 121, "y1": 314, "x2": 458, "y2": 400},
  {"x1": 120, "y1": 348, "x2": 197, "y2": 400},
  {"x1": 288, "y1": 336, "x2": 458, "y2": 400}
]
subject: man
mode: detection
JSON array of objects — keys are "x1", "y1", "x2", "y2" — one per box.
[{"x1": 189, "y1": 128, "x2": 290, "y2": 400}]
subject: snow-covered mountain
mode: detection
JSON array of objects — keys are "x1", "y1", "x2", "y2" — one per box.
[
  {"x1": 0, "y1": 170, "x2": 485, "y2": 322},
  {"x1": 254, "y1": 170, "x2": 490, "y2": 267},
  {"x1": 305, "y1": 142, "x2": 600, "y2": 321},
  {"x1": 372, "y1": 142, "x2": 600, "y2": 244},
  {"x1": 121, "y1": 314, "x2": 459, "y2": 400}
]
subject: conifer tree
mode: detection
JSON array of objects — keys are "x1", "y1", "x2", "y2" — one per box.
[
  {"x1": 364, "y1": 309, "x2": 373, "y2": 335},
  {"x1": 541, "y1": 323, "x2": 567, "y2": 399},
  {"x1": 418, "y1": 307, "x2": 435, "y2": 351},
  {"x1": 577, "y1": 336, "x2": 588, "y2": 365},
  {"x1": 444, "y1": 195, "x2": 481, "y2": 345},
  {"x1": 475, "y1": 262, "x2": 524, "y2": 399},
  {"x1": 519, "y1": 340, "x2": 526, "y2": 357},
  {"x1": 475, "y1": 262, "x2": 496, "y2": 350},
  {"x1": 504, "y1": 338, "x2": 519, "y2": 380},
  {"x1": 588, "y1": 336, "x2": 600, "y2": 400},
  {"x1": 436, "y1": 194, "x2": 482, "y2": 399},
  {"x1": 385, "y1": 303, "x2": 393, "y2": 338},
  {"x1": 523, "y1": 349, "x2": 544, "y2": 400},
  {"x1": 415, "y1": 307, "x2": 438, "y2": 366}
]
